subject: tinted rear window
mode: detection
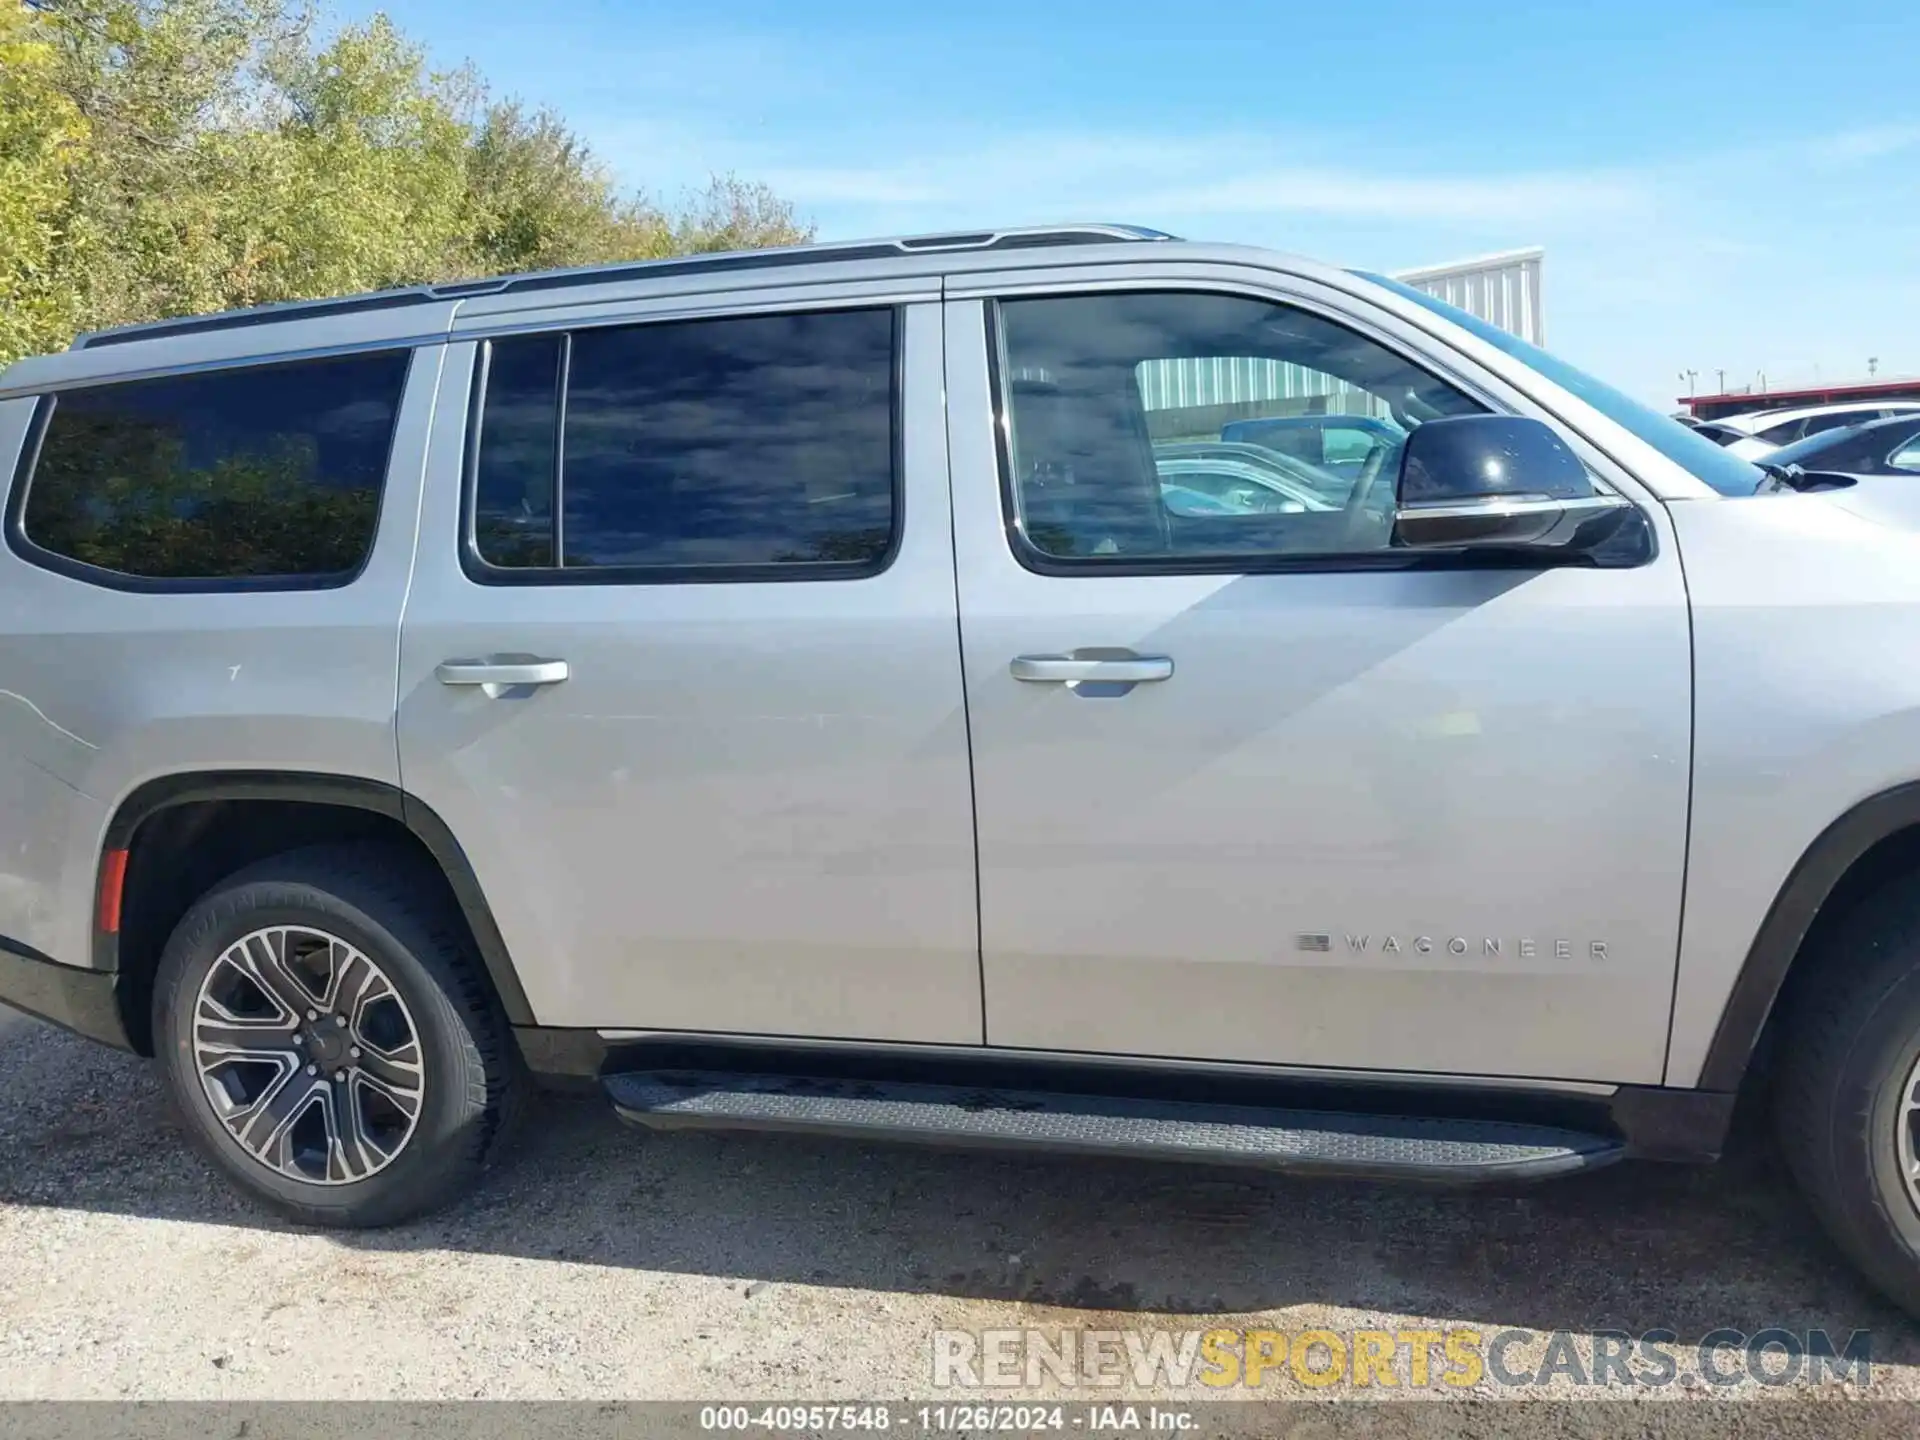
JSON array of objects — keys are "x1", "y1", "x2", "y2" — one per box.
[
  {"x1": 15, "y1": 352, "x2": 408, "y2": 585},
  {"x1": 470, "y1": 308, "x2": 898, "y2": 579}
]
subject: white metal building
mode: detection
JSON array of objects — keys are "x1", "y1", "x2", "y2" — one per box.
[
  {"x1": 1135, "y1": 245, "x2": 1547, "y2": 429},
  {"x1": 1394, "y1": 247, "x2": 1545, "y2": 346}
]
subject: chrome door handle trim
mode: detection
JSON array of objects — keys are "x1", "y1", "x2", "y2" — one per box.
[
  {"x1": 1009, "y1": 655, "x2": 1174, "y2": 684},
  {"x1": 435, "y1": 659, "x2": 570, "y2": 687}
]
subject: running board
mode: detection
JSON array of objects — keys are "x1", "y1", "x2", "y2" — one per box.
[{"x1": 603, "y1": 1071, "x2": 1625, "y2": 1183}]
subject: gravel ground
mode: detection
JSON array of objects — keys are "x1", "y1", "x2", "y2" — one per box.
[{"x1": 2, "y1": 1003, "x2": 1917, "y2": 1406}]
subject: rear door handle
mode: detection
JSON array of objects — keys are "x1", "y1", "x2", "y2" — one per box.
[
  {"x1": 436, "y1": 659, "x2": 570, "y2": 687},
  {"x1": 1009, "y1": 655, "x2": 1174, "y2": 684}
]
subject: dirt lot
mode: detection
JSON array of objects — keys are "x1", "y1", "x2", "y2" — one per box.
[{"x1": 2, "y1": 1004, "x2": 1917, "y2": 1405}]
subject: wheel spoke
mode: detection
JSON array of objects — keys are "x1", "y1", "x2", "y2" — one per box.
[
  {"x1": 198, "y1": 1049, "x2": 292, "y2": 1122},
  {"x1": 1902, "y1": 1080, "x2": 1920, "y2": 1217},
  {"x1": 353, "y1": 1057, "x2": 423, "y2": 1117},
  {"x1": 196, "y1": 1039, "x2": 300, "y2": 1074},
  {"x1": 194, "y1": 1007, "x2": 298, "y2": 1052},
  {"x1": 354, "y1": 1039, "x2": 423, "y2": 1095},
  {"x1": 232, "y1": 930, "x2": 316, "y2": 1018},
  {"x1": 315, "y1": 1083, "x2": 364, "y2": 1182},
  {"x1": 332, "y1": 1079, "x2": 394, "y2": 1179},
  {"x1": 333, "y1": 948, "x2": 387, "y2": 1021},
  {"x1": 230, "y1": 1063, "x2": 323, "y2": 1156}
]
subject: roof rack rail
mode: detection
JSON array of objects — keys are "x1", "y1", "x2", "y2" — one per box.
[{"x1": 72, "y1": 224, "x2": 1176, "y2": 350}]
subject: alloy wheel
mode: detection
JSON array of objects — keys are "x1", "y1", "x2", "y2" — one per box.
[{"x1": 190, "y1": 925, "x2": 425, "y2": 1185}]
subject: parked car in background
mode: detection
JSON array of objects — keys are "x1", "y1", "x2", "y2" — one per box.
[
  {"x1": 1704, "y1": 401, "x2": 1920, "y2": 460},
  {"x1": 1151, "y1": 441, "x2": 1342, "y2": 517},
  {"x1": 1218, "y1": 413, "x2": 1404, "y2": 498},
  {"x1": 1689, "y1": 419, "x2": 1757, "y2": 448},
  {"x1": 1764, "y1": 412, "x2": 1920, "y2": 479}
]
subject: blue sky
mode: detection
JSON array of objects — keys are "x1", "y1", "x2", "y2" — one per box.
[{"x1": 347, "y1": 1, "x2": 1920, "y2": 405}]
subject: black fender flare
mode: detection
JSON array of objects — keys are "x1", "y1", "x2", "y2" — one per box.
[
  {"x1": 1698, "y1": 781, "x2": 1920, "y2": 1091},
  {"x1": 100, "y1": 770, "x2": 534, "y2": 1025}
]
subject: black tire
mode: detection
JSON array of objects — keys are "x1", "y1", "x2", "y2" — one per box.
[
  {"x1": 1777, "y1": 877, "x2": 1920, "y2": 1317},
  {"x1": 153, "y1": 841, "x2": 526, "y2": 1227}
]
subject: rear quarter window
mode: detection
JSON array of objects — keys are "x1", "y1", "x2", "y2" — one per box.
[{"x1": 9, "y1": 350, "x2": 409, "y2": 589}]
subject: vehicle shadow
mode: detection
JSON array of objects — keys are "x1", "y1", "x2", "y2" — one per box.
[{"x1": 2, "y1": 1012, "x2": 1913, "y2": 1351}]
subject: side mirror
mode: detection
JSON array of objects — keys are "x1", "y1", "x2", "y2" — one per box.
[{"x1": 1393, "y1": 415, "x2": 1633, "y2": 553}]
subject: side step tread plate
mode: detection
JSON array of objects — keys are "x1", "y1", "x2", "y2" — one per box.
[{"x1": 604, "y1": 1070, "x2": 1623, "y2": 1183}]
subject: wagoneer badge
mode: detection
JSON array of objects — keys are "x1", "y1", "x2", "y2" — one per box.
[{"x1": 1296, "y1": 932, "x2": 1608, "y2": 960}]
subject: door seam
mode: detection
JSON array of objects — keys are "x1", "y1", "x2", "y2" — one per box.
[
  {"x1": 938, "y1": 280, "x2": 989, "y2": 1045},
  {"x1": 391, "y1": 338, "x2": 449, "y2": 800},
  {"x1": 1658, "y1": 500, "x2": 1699, "y2": 1086}
]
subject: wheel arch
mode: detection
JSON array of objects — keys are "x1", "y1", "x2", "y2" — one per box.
[
  {"x1": 100, "y1": 771, "x2": 535, "y2": 1053},
  {"x1": 1699, "y1": 780, "x2": 1920, "y2": 1093}
]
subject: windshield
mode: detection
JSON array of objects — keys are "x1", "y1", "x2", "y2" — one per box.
[{"x1": 1356, "y1": 272, "x2": 1764, "y2": 496}]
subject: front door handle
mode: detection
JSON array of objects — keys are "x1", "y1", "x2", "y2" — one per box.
[
  {"x1": 1010, "y1": 654, "x2": 1174, "y2": 684},
  {"x1": 436, "y1": 658, "x2": 570, "y2": 687}
]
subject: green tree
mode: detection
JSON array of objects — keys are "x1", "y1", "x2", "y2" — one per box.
[
  {"x1": 462, "y1": 99, "x2": 665, "y2": 273},
  {"x1": 0, "y1": 2, "x2": 89, "y2": 363},
  {"x1": 0, "y1": 0, "x2": 813, "y2": 368},
  {"x1": 670, "y1": 173, "x2": 809, "y2": 256}
]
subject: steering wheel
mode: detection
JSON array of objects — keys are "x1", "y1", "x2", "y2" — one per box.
[{"x1": 1340, "y1": 442, "x2": 1399, "y2": 551}]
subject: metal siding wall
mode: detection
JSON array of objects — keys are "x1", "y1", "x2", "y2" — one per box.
[
  {"x1": 1134, "y1": 249, "x2": 1543, "y2": 415},
  {"x1": 1136, "y1": 358, "x2": 1375, "y2": 414},
  {"x1": 1394, "y1": 250, "x2": 1545, "y2": 345}
]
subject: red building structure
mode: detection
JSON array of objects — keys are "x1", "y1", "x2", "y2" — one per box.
[{"x1": 1681, "y1": 377, "x2": 1920, "y2": 422}]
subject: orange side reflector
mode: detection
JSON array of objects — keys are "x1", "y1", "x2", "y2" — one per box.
[{"x1": 98, "y1": 848, "x2": 129, "y2": 934}]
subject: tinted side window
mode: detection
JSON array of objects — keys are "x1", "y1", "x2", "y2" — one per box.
[
  {"x1": 472, "y1": 335, "x2": 562, "y2": 569},
  {"x1": 1800, "y1": 411, "x2": 1868, "y2": 439},
  {"x1": 995, "y1": 292, "x2": 1481, "y2": 566},
  {"x1": 1796, "y1": 430, "x2": 1882, "y2": 473},
  {"x1": 15, "y1": 352, "x2": 407, "y2": 585},
  {"x1": 469, "y1": 307, "x2": 897, "y2": 579}
]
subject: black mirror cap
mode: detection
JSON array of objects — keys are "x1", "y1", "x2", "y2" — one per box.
[{"x1": 1398, "y1": 414, "x2": 1593, "y2": 505}]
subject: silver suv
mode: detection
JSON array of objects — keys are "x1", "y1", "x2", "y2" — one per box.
[{"x1": 2, "y1": 225, "x2": 1916, "y2": 1313}]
